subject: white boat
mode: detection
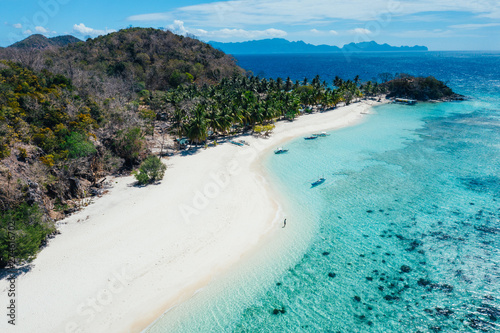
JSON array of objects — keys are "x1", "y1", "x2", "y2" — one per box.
[{"x1": 274, "y1": 147, "x2": 289, "y2": 154}]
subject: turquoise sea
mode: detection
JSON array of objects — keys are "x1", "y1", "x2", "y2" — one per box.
[{"x1": 147, "y1": 52, "x2": 500, "y2": 332}]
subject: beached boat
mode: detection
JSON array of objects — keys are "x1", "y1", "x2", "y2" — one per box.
[
  {"x1": 304, "y1": 136, "x2": 318, "y2": 140},
  {"x1": 274, "y1": 147, "x2": 289, "y2": 154},
  {"x1": 393, "y1": 98, "x2": 417, "y2": 105},
  {"x1": 311, "y1": 177, "x2": 326, "y2": 187},
  {"x1": 230, "y1": 140, "x2": 244, "y2": 146}
]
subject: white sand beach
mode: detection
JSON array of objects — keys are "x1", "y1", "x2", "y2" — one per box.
[{"x1": 0, "y1": 99, "x2": 385, "y2": 333}]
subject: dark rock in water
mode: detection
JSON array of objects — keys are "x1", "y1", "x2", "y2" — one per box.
[
  {"x1": 384, "y1": 294, "x2": 397, "y2": 301},
  {"x1": 404, "y1": 284, "x2": 410, "y2": 289},
  {"x1": 418, "y1": 278, "x2": 431, "y2": 287},
  {"x1": 276, "y1": 282, "x2": 282, "y2": 286},
  {"x1": 467, "y1": 316, "x2": 495, "y2": 331},
  {"x1": 388, "y1": 283, "x2": 396, "y2": 289},
  {"x1": 379, "y1": 209, "x2": 384, "y2": 212},
  {"x1": 406, "y1": 239, "x2": 423, "y2": 252},
  {"x1": 424, "y1": 308, "x2": 434, "y2": 314},
  {"x1": 322, "y1": 251, "x2": 330, "y2": 256},
  {"x1": 367, "y1": 305, "x2": 373, "y2": 310},
  {"x1": 360, "y1": 254, "x2": 365, "y2": 257},
  {"x1": 328, "y1": 272, "x2": 336, "y2": 278},
  {"x1": 400, "y1": 265, "x2": 411, "y2": 273},
  {"x1": 367, "y1": 321, "x2": 373, "y2": 326},
  {"x1": 380, "y1": 277, "x2": 385, "y2": 281},
  {"x1": 367, "y1": 210, "x2": 374, "y2": 213},
  {"x1": 475, "y1": 225, "x2": 500, "y2": 234},
  {"x1": 477, "y1": 304, "x2": 500, "y2": 321},
  {"x1": 272, "y1": 307, "x2": 286, "y2": 315},
  {"x1": 430, "y1": 283, "x2": 454, "y2": 293},
  {"x1": 378, "y1": 286, "x2": 384, "y2": 291},
  {"x1": 354, "y1": 296, "x2": 361, "y2": 302},
  {"x1": 429, "y1": 326, "x2": 442, "y2": 332},
  {"x1": 435, "y1": 307, "x2": 454, "y2": 317},
  {"x1": 382, "y1": 260, "x2": 386, "y2": 263},
  {"x1": 396, "y1": 234, "x2": 405, "y2": 240},
  {"x1": 366, "y1": 276, "x2": 373, "y2": 281}
]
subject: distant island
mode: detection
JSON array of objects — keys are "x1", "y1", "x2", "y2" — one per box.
[{"x1": 209, "y1": 39, "x2": 428, "y2": 55}]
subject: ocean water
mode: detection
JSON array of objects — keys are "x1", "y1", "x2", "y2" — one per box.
[{"x1": 146, "y1": 52, "x2": 500, "y2": 332}]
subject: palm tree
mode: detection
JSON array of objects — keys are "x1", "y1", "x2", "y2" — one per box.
[
  {"x1": 185, "y1": 104, "x2": 208, "y2": 145},
  {"x1": 171, "y1": 107, "x2": 185, "y2": 139}
]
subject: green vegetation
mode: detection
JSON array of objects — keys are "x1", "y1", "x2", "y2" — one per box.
[
  {"x1": 8, "y1": 34, "x2": 81, "y2": 49},
  {"x1": 0, "y1": 203, "x2": 54, "y2": 267},
  {"x1": 113, "y1": 127, "x2": 145, "y2": 166},
  {"x1": 383, "y1": 74, "x2": 457, "y2": 101},
  {"x1": 133, "y1": 156, "x2": 167, "y2": 185},
  {"x1": 39, "y1": 28, "x2": 244, "y2": 91}
]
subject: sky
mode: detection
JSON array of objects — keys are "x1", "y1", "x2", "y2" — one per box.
[{"x1": 1, "y1": 0, "x2": 500, "y2": 50}]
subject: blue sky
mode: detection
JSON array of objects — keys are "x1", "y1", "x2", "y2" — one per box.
[{"x1": 1, "y1": 0, "x2": 500, "y2": 50}]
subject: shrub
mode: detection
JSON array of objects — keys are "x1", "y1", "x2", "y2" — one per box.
[
  {"x1": 0, "y1": 203, "x2": 55, "y2": 267},
  {"x1": 63, "y1": 132, "x2": 96, "y2": 158},
  {"x1": 133, "y1": 155, "x2": 166, "y2": 185},
  {"x1": 253, "y1": 124, "x2": 275, "y2": 136},
  {"x1": 113, "y1": 127, "x2": 145, "y2": 166}
]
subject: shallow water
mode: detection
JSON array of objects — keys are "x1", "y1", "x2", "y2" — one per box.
[{"x1": 147, "y1": 52, "x2": 500, "y2": 332}]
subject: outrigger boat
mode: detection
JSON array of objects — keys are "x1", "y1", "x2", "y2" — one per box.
[
  {"x1": 313, "y1": 132, "x2": 330, "y2": 137},
  {"x1": 311, "y1": 177, "x2": 326, "y2": 187},
  {"x1": 304, "y1": 135, "x2": 318, "y2": 140},
  {"x1": 230, "y1": 140, "x2": 244, "y2": 146},
  {"x1": 274, "y1": 147, "x2": 289, "y2": 154}
]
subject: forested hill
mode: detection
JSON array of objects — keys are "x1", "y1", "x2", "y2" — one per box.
[
  {"x1": 8, "y1": 34, "x2": 81, "y2": 49},
  {"x1": 2, "y1": 28, "x2": 245, "y2": 92}
]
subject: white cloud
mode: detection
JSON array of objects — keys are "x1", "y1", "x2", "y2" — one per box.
[
  {"x1": 166, "y1": 20, "x2": 286, "y2": 40},
  {"x1": 168, "y1": 20, "x2": 188, "y2": 35},
  {"x1": 35, "y1": 26, "x2": 49, "y2": 34},
  {"x1": 23, "y1": 29, "x2": 32, "y2": 35},
  {"x1": 127, "y1": 0, "x2": 500, "y2": 27},
  {"x1": 13, "y1": 23, "x2": 22, "y2": 29},
  {"x1": 195, "y1": 27, "x2": 287, "y2": 39},
  {"x1": 391, "y1": 29, "x2": 456, "y2": 38},
  {"x1": 73, "y1": 23, "x2": 115, "y2": 37},
  {"x1": 449, "y1": 23, "x2": 500, "y2": 29},
  {"x1": 309, "y1": 29, "x2": 339, "y2": 35},
  {"x1": 349, "y1": 28, "x2": 372, "y2": 35}
]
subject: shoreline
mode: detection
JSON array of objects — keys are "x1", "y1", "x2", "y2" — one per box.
[{"x1": 0, "y1": 98, "x2": 387, "y2": 333}]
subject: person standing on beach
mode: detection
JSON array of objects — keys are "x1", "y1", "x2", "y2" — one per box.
[{"x1": 283, "y1": 219, "x2": 286, "y2": 228}]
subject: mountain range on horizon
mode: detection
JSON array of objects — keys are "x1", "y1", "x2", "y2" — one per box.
[
  {"x1": 209, "y1": 38, "x2": 428, "y2": 55},
  {"x1": 5, "y1": 34, "x2": 428, "y2": 55}
]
